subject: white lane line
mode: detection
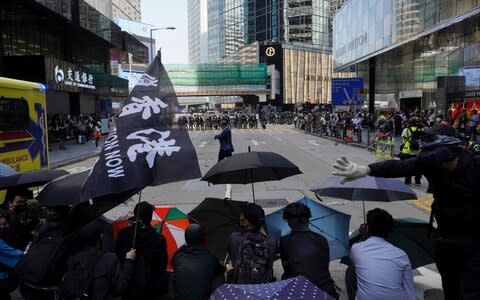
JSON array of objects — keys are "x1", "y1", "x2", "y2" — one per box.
[
  {"x1": 308, "y1": 140, "x2": 319, "y2": 146},
  {"x1": 251, "y1": 140, "x2": 260, "y2": 146},
  {"x1": 265, "y1": 132, "x2": 282, "y2": 141},
  {"x1": 66, "y1": 166, "x2": 90, "y2": 174},
  {"x1": 199, "y1": 141, "x2": 208, "y2": 148}
]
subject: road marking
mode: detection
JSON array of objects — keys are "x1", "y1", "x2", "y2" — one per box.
[
  {"x1": 251, "y1": 140, "x2": 260, "y2": 146},
  {"x1": 412, "y1": 195, "x2": 433, "y2": 212},
  {"x1": 199, "y1": 141, "x2": 208, "y2": 148},
  {"x1": 265, "y1": 132, "x2": 282, "y2": 141},
  {"x1": 308, "y1": 140, "x2": 319, "y2": 146},
  {"x1": 66, "y1": 166, "x2": 90, "y2": 174}
]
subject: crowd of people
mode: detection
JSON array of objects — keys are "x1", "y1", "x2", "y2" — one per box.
[
  {"x1": 48, "y1": 114, "x2": 116, "y2": 150},
  {"x1": 179, "y1": 111, "x2": 295, "y2": 131}
]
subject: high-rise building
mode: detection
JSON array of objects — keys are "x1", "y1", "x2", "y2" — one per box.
[
  {"x1": 202, "y1": 0, "x2": 335, "y2": 105},
  {"x1": 188, "y1": 0, "x2": 209, "y2": 63},
  {"x1": 84, "y1": 0, "x2": 113, "y2": 19},
  {"x1": 112, "y1": 0, "x2": 141, "y2": 21}
]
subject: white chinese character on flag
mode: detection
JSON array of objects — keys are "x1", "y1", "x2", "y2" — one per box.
[
  {"x1": 126, "y1": 129, "x2": 181, "y2": 168},
  {"x1": 81, "y1": 72, "x2": 88, "y2": 83},
  {"x1": 119, "y1": 96, "x2": 167, "y2": 120},
  {"x1": 136, "y1": 74, "x2": 158, "y2": 87},
  {"x1": 88, "y1": 74, "x2": 94, "y2": 85}
]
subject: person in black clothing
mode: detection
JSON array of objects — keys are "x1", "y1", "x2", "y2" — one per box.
[
  {"x1": 171, "y1": 224, "x2": 224, "y2": 300},
  {"x1": 2, "y1": 188, "x2": 35, "y2": 250},
  {"x1": 116, "y1": 202, "x2": 168, "y2": 300},
  {"x1": 332, "y1": 124, "x2": 480, "y2": 300},
  {"x1": 59, "y1": 220, "x2": 136, "y2": 300},
  {"x1": 18, "y1": 206, "x2": 70, "y2": 300},
  {"x1": 280, "y1": 203, "x2": 339, "y2": 299}
]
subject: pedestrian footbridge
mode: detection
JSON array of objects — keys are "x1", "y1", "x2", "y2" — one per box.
[{"x1": 165, "y1": 64, "x2": 269, "y2": 97}]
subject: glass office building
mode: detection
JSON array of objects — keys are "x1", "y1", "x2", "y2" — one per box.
[
  {"x1": 334, "y1": 0, "x2": 480, "y2": 113},
  {"x1": 204, "y1": 0, "x2": 334, "y2": 106},
  {"x1": 0, "y1": 0, "x2": 147, "y2": 116}
]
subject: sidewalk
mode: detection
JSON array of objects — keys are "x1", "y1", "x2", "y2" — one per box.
[
  {"x1": 49, "y1": 137, "x2": 105, "y2": 169},
  {"x1": 296, "y1": 127, "x2": 403, "y2": 156}
]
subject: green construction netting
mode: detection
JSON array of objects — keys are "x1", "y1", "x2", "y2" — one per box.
[{"x1": 165, "y1": 64, "x2": 267, "y2": 86}]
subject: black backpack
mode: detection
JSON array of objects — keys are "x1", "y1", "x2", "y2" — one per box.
[
  {"x1": 58, "y1": 249, "x2": 104, "y2": 300},
  {"x1": 15, "y1": 232, "x2": 68, "y2": 285},
  {"x1": 235, "y1": 232, "x2": 271, "y2": 284}
]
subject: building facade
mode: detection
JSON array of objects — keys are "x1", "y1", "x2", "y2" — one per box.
[
  {"x1": 334, "y1": 0, "x2": 480, "y2": 115},
  {"x1": 188, "y1": 0, "x2": 209, "y2": 64},
  {"x1": 112, "y1": 0, "x2": 141, "y2": 21},
  {"x1": 0, "y1": 0, "x2": 147, "y2": 117},
  {"x1": 201, "y1": 0, "x2": 334, "y2": 106}
]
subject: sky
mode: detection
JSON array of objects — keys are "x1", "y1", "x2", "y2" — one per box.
[{"x1": 141, "y1": 0, "x2": 188, "y2": 64}]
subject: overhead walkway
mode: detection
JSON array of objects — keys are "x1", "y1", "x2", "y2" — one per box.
[{"x1": 165, "y1": 64, "x2": 268, "y2": 97}]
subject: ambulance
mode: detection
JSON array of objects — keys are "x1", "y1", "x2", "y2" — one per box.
[{"x1": 0, "y1": 77, "x2": 49, "y2": 200}]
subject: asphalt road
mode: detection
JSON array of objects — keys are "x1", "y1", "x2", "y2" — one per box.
[{"x1": 55, "y1": 125, "x2": 442, "y2": 300}]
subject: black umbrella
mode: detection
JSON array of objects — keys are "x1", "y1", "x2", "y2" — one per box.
[
  {"x1": 37, "y1": 170, "x2": 138, "y2": 231},
  {"x1": 188, "y1": 197, "x2": 248, "y2": 260},
  {"x1": 0, "y1": 169, "x2": 68, "y2": 190},
  {"x1": 340, "y1": 218, "x2": 435, "y2": 269},
  {"x1": 201, "y1": 149, "x2": 302, "y2": 201},
  {"x1": 311, "y1": 175, "x2": 417, "y2": 220}
]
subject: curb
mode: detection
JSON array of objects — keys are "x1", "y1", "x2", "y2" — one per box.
[
  {"x1": 294, "y1": 128, "x2": 376, "y2": 151},
  {"x1": 50, "y1": 152, "x2": 99, "y2": 169}
]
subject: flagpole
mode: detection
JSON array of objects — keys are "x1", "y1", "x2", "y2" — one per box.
[{"x1": 132, "y1": 190, "x2": 143, "y2": 248}]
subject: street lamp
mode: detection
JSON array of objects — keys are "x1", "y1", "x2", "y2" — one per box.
[{"x1": 150, "y1": 26, "x2": 176, "y2": 62}]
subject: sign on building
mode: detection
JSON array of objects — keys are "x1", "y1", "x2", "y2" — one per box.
[{"x1": 332, "y1": 78, "x2": 364, "y2": 106}]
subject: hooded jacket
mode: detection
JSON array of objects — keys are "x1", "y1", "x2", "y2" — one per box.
[{"x1": 116, "y1": 223, "x2": 168, "y2": 299}]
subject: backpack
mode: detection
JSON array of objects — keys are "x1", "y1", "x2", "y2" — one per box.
[
  {"x1": 58, "y1": 249, "x2": 104, "y2": 300},
  {"x1": 235, "y1": 232, "x2": 271, "y2": 284},
  {"x1": 15, "y1": 232, "x2": 68, "y2": 285}
]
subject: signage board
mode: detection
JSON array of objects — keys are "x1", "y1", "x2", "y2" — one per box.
[{"x1": 332, "y1": 78, "x2": 364, "y2": 106}]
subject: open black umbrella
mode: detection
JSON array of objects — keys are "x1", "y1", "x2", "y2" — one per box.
[
  {"x1": 188, "y1": 197, "x2": 247, "y2": 260},
  {"x1": 201, "y1": 150, "x2": 302, "y2": 201},
  {"x1": 340, "y1": 218, "x2": 434, "y2": 269},
  {"x1": 37, "y1": 170, "x2": 138, "y2": 231},
  {"x1": 0, "y1": 169, "x2": 68, "y2": 190},
  {"x1": 311, "y1": 175, "x2": 417, "y2": 220}
]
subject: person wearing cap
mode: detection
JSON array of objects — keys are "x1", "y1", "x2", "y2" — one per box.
[
  {"x1": 171, "y1": 224, "x2": 224, "y2": 300},
  {"x1": 280, "y1": 202, "x2": 339, "y2": 299},
  {"x1": 214, "y1": 120, "x2": 234, "y2": 162},
  {"x1": 332, "y1": 124, "x2": 480, "y2": 300},
  {"x1": 226, "y1": 203, "x2": 277, "y2": 284}
]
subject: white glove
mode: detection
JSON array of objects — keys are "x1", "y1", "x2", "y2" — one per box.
[{"x1": 332, "y1": 156, "x2": 370, "y2": 184}]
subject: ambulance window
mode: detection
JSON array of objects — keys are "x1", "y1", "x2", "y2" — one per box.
[{"x1": 0, "y1": 98, "x2": 29, "y2": 131}]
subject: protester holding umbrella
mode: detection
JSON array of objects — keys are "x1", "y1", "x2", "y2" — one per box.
[
  {"x1": 226, "y1": 203, "x2": 277, "y2": 284},
  {"x1": 116, "y1": 202, "x2": 168, "y2": 300},
  {"x1": 332, "y1": 124, "x2": 480, "y2": 300},
  {"x1": 279, "y1": 202, "x2": 339, "y2": 299},
  {"x1": 2, "y1": 188, "x2": 36, "y2": 250}
]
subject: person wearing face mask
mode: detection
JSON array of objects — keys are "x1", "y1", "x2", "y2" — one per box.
[
  {"x1": 0, "y1": 209, "x2": 23, "y2": 300},
  {"x1": 2, "y1": 188, "x2": 34, "y2": 250},
  {"x1": 332, "y1": 124, "x2": 480, "y2": 300}
]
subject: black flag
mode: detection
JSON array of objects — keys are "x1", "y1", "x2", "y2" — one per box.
[{"x1": 81, "y1": 53, "x2": 201, "y2": 203}]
